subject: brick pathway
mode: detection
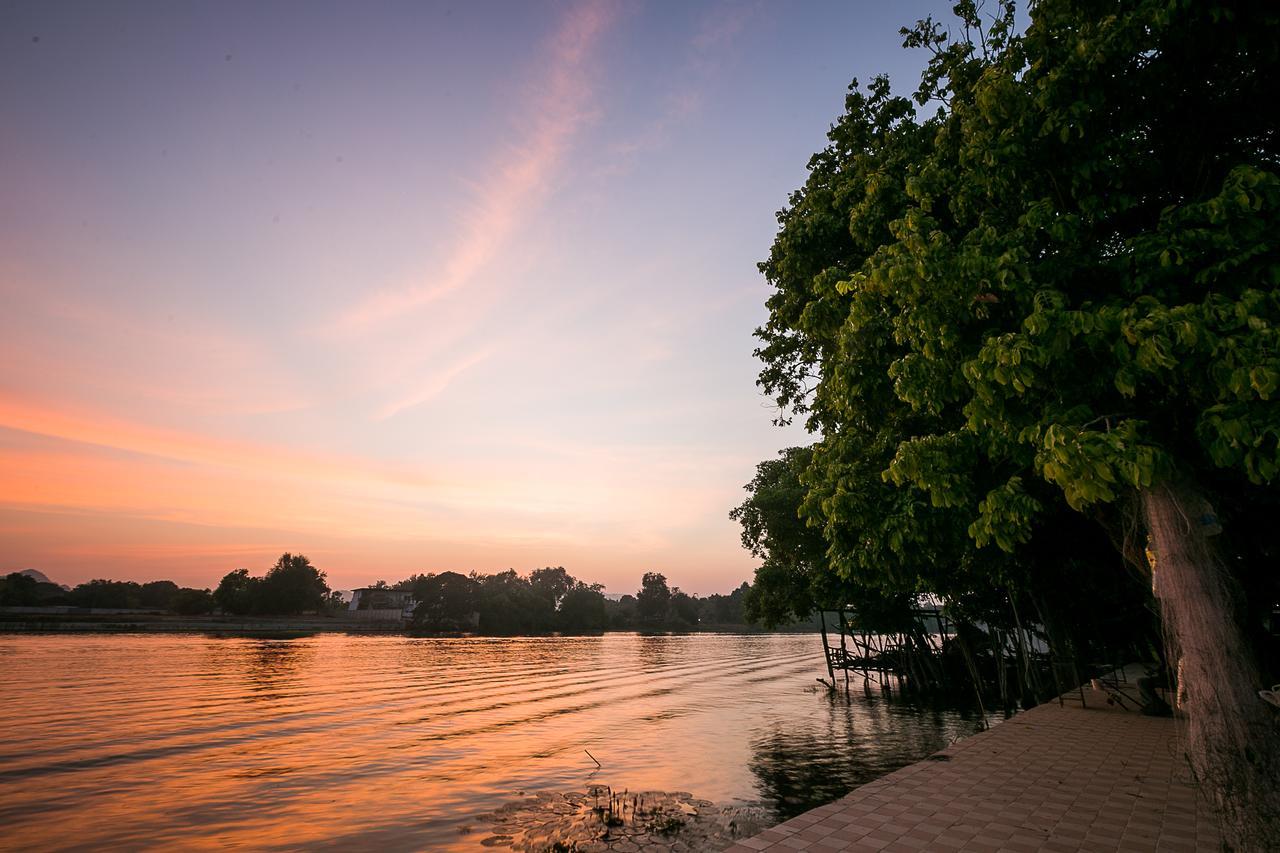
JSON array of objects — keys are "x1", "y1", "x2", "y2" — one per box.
[{"x1": 726, "y1": 699, "x2": 1220, "y2": 852}]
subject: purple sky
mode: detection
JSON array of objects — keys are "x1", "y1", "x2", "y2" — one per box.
[{"x1": 1, "y1": 0, "x2": 952, "y2": 593}]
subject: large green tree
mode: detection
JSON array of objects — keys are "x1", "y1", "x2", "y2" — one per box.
[
  {"x1": 731, "y1": 447, "x2": 858, "y2": 626},
  {"x1": 755, "y1": 1, "x2": 1280, "y2": 842}
]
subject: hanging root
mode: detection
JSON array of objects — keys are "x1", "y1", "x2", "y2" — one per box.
[{"x1": 1143, "y1": 483, "x2": 1280, "y2": 851}]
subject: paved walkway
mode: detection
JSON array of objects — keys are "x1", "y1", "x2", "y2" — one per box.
[{"x1": 726, "y1": 695, "x2": 1221, "y2": 852}]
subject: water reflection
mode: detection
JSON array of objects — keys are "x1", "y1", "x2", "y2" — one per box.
[
  {"x1": 0, "y1": 633, "x2": 984, "y2": 851},
  {"x1": 243, "y1": 640, "x2": 311, "y2": 694},
  {"x1": 636, "y1": 632, "x2": 673, "y2": 668},
  {"x1": 749, "y1": 687, "x2": 985, "y2": 819}
]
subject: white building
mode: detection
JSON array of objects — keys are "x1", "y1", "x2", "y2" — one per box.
[{"x1": 348, "y1": 587, "x2": 416, "y2": 623}]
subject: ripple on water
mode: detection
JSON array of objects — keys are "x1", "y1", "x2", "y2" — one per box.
[{"x1": 0, "y1": 633, "x2": 984, "y2": 851}]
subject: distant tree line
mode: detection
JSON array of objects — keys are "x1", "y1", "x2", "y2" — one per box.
[
  {"x1": 378, "y1": 567, "x2": 795, "y2": 634},
  {"x1": 0, "y1": 552, "x2": 337, "y2": 617},
  {"x1": 0, "y1": 572, "x2": 216, "y2": 614},
  {"x1": 4, "y1": 556, "x2": 809, "y2": 631}
]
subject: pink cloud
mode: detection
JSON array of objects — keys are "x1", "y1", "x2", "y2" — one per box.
[
  {"x1": 374, "y1": 346, "x2": 495, "y2": 420},
  {"x1": 0, "y1": 391, "x2": 438, "y2": 491},
  {"x1": 332, "y1": 1, "x2": 619, "y2": 333}
]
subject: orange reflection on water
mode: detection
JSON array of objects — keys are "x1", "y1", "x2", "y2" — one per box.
[{"x1": 0, "y1": 633, "x2": 978, "y2": 851}]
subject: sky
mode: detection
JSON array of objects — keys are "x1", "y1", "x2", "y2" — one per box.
[{"x1": 1, "y1": 0, "x2": 952, "y2": 594}]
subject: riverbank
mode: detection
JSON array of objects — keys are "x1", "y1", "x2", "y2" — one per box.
[
  {"x1": 0, "y1": 611, "x2": 401, "y2": 635},
  {"x1": 0, "y1": 610, "x2": 814, "y2": 636},
  {"x1": 725, "y1": 693, "x2": 1219, "y2": 852}
]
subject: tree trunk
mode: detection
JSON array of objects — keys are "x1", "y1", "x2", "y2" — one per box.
[{"x1": 1141, "y1": 482, "x2": 1280, "y2": 850}]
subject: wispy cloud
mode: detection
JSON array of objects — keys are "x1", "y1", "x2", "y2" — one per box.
[
  {"x1": 375, "y1": 346, "x2": 494, "y2": 420},
  {"x1": 603, "y1": 0, "x2": 762, "y2": 173},
  {"x1": 0, "y1": 0, "x2": 794, "y2": 594},
  {"x1": 333, "y1": 1, "x2": 619, "y2": 333},
  {"x1": 690, "y1": 0, "x2": 761, "y2": 57},
  {"x1": 0, "y1": 392, "x2": 436, "y2": 490}
]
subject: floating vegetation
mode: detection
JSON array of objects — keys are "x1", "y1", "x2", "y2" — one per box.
[{"x1": 469, "y1": 786, "x2": 769, "y2": 852}]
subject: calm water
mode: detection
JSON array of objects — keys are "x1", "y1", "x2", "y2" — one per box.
[{"x1": 0, "y1": 633, "x2": 983, "y2": 851}]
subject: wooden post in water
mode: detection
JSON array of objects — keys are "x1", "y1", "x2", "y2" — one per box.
[
  {"x1": 837, "y1": 609, "x2": 851, "y2": 690},
  {"x1": 818, "y1": 610, "x2": 835, "y2": 687},
  {"x1": 858, "y1": 625, "x2": 873, "y2": 686}
]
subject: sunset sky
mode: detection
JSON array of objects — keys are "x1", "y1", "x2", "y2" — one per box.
[{"x1": 1, "y1": 0, "x2": 948, "y2": 594}]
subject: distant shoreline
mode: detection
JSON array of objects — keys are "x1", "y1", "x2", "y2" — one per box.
[
  {"x1": 0, "y1": 611, "x2": 816, "y2": 637},
  {"x1": 0, "y1": 613, "x2": 397, "y2": 637}
]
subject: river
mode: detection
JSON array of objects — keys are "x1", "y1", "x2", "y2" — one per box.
[{"x1": 0, "y1": 632, "x2": 984, "y2": 850}]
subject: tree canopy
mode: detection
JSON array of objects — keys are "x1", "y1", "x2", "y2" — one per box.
[
  {"x1": 408, "y1": 571, "x2": 479, "y2": 630},
  {"x1": 0, "y1": 573, "x2": 215, "y2": 613},
  {"x1": 746, "y1": 0, "x2": 1280, "y2": 842},
  {"x1": 400, "y1": 566, "x2": 755, "y2": 634},
  {"x1": 214, "y1": 553, "x2": 330, "y2": 616},
  {"x1": 636, "y1": 572, "x2": 673, "y2": 624}
]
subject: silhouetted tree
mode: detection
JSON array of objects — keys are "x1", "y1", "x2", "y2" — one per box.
[
  {"x1": 605, "y1": 594, "x2": 638, "y2": 629},
  {"x1": 213, "y1": 555, "x2": 328, "y2": 615},
  {"x1": 558, "y1": 584, "x2": 608, "y2": 632},
  {"x1": 699, "y1": 583, "x2": 752, "y2": 626},
  {"x1": 636, "y1": 572, "x2": 671, "y2": 624},
  {"x1": 0, "y1": 573, "x2": 46, "y2": 606},
  {"x1": 411, "y1": 571, "x2": 479, "y2": 630},
  {"x1": 171, "y1": 587, "x2": 215, "y2": 615},
  {"x1": 475, "y1": 569, "x2": 552, "y2": 633},
  {"x1": 529, "y1": 566, "x2": 575, "y2": 610},
  {"x1": 214, "y1": 568, "x2": 259, "y2": 615},
  {"x1": 259, "y1": 553, "x2": 329, "y2": 614},
  {"x1": 67, "y1": 579, "x2": 144, "y2": 609},
  {"x1": 669, "y1": 590, "x2": 700, "y2": 628},
  {"x1": 139, "y1": 580, "x2": 180, "y2": 610}
]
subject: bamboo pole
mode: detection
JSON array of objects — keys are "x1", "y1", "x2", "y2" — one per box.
[{"x1": 817, "y1": 610, "x2": 835, "y2": 687}]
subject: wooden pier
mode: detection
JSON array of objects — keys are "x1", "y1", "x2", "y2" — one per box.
[
  {"x1": 815, "y1": 603, "x2": 1088, "y2": 717},
  {"x1": 816, "y1": 605, "x2": 955, "y2": 691}
]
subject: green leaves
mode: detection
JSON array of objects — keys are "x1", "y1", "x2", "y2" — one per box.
[
  {"x1": 970, "y1": 477, "x2": 1042, "y2": 551},
  {"x1": 748, "y1": 0, "x2": 1280, "y2": 613},
  {"x1": 1035, "y1": 420, "x2": 1170, "y2": 509},
  {"x1": 884, "y1": 433, "x2": 976, "y2": 508},
  {"x1": 1197, "y1": 403, "x2": 1280, "y2": 484},
  {"x1": 1250, "y1": 366, "x2": 1279, "y2": 400}
]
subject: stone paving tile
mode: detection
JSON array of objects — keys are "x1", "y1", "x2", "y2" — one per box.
[{"x1": 724, "y1": 700, "x2": 1221, "y2": 852}]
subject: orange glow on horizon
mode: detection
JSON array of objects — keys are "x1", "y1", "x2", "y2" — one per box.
[
  {"x1": 0, "y1": 389, "x2": 756, "y2": 592},
  {"x1": 0, "y1": 0, "x2": 839, "y2": 595}
]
